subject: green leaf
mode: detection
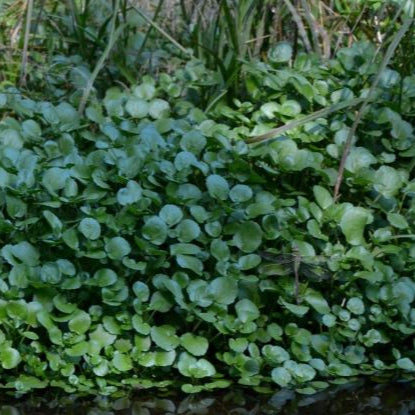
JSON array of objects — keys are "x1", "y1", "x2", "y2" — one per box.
[
  {"x1": 2, "y1": 242, "x2": 39, "y2": 266},
  {"x1": 132, "y1": 281, "x2": 150, "y2": 302},
  {"x1": 175, "y1": 219, "x2": 201, "y2": 243},
  {"x1": 262, "y1": 345, "x2": 290, "y2": 364},
  {"x1": 89, "y1": 325, "x2": 116, "y2": 351},
  {"x1": 0, "y1": 346, "x2": 21, "y2": 369},
  {"x1": 229, "y1": 185, "x2": 253, "y2": 203},
  {"x1": 210, "y1": 239, "x2": 230, "y2": 262},
  {"x1": 43, "y1": 210, "x2": 63, "y2": 235},
  {"x1": 112, "y1": 352, "x2": 133, "y2": 371},
  {"x1": 280, "y1": 299, "x2": 309, "y2": 316},
  {"x1": 42, "y1": 167, "x2": 69, "y2": 194},
  {"x1": 279, "y1": 100, "x2": 301, "y2": 117},
  {"x1": 151, "y1": 325, "x2": 179, "y2": 351},
  {"x1": 133, "y1": 82, "x2": 156, "y2": 99},
  {"x1": 322, "y1": 314, "x2": 336, "y2": 327},
  {"x1": 125, "y1": 96, "x2": 149, "y2": 118},
  {"x1": 339, "y1": 205, "x2": 373, "y2": 246},
  {"x1": 373, "y1": 166, "x2": 405, "y2": 198},
  {"x1": 148, "y1": 99, "x2": 170, "y2": 119},
  {"x1": 176, "y1": 254, "x2": 203, "y2": 275},
  {"x1": 180, "y1": 131, "x2": 207, "y2": 155},
  {"x1": 206, "y1": 175, "x2": 229, "y2": 200},
  {"x1": 304, "y1": 289, "x2": 330, "y2": 314},
  {"x1": 180, "y1": 333, "x2": 209, "y2": 356},
  {"x1": 397, "y1": 357, "x2": 415, "y2": 371},
  {"x1": 268, "y1": 42, "x2": 292, "y2": 63},
  {"x1": 208, "y1": 277, "x2": 238, "y2": 305},
  {"x1": 62, "y1": 229, "x2": 79, "y2": 250},
  {"x1": 94, "y1": 268, "x2": 118, "y2": 287},
  {"x1": 142, "y1": 216, "x2": 168, "y2": 245},
  {"x1": 346, "y1": 297, "x2": 365, "y2": 315},
  {"x1": 271, "y1": 367, "x2": 292, "y2": 387},
  {"x1": 177, "y1": 352, "x2": 216, "y2": 378},
  {"x1": 293, "y1": 364, "x2": 316, "y2": 382},
  {"x1": 78, "y1": 218, "x2": 101, "y2": 240},
  {"x1": 229, "y1": 338, "x2": 249, "y2": 353},
  {"x1": 235, "y1": 299, "x2": 260, "y2": 323},
  {"x1": 387, "y1": 212, "x2": 409, "y2": 229},
  {"x1": 237, "y1": 254, "x2": 261, "y2": 270},
  {"x1": 105, "y1": 237, "x2": 131, "y2": 260},
  {"x1": 344, "y1": 147, "x2": 377, "y2": 173},
  {"x1": 117, "y1": 180, "x2": 142, "y2": 205},
  {"x1": 233, "y1": 221, "x2": 263, "y2": 253},
  {"x1": 68, "y1": 310, "x2": 91, "y2": 334},
  {"x1": 170, "y1": 243, "x2": 201, "y2": 256},
  {"x1": 159, "y1": 205, "x2": 183, "y2": 226},
  {"x1": 313, "y1": 186, "x2": 333, "y2": 209}
]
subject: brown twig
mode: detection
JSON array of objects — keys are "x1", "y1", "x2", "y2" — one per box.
[
  {"x1": 333, "y1": 18, "x2": 414, "y2": 202},
  {"x1": 19, "y1": 0, "x2": 33, "y2": 87},
  {"x1": 246, "y1": 97, "x2": 368, "y2": 144}
]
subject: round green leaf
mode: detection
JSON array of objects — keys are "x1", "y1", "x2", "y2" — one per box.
[
  {"x1": 148, "y1": 99, "x2": 170, "y2": 119},
  {"x1": 78, "y1": 218, "x2": 101, "y2": 240},
  {"x1": 112, "y1": 352, "x2": 133, "y2": 372},
  {"x1": 180, "y1": 333, "x2": 209, "y2": 356},
  {"x1": 93, "y1": 268, "x2": 118, "y2": 287},
  {"x1": 229, "y1": 185, "x2": 253, "y2": 203},
  {"x1": 105, "y1": 237, "x2": 131, "y2": 260},
  {"x1": 206, "y1": 175, "x2": 229, "y2": 200},
  {"x1": 177, "y1": 352, "x2": 216, "y2": 378},
  {"x1": 150, "y1": 325, "x2": 179, "y2": 351},
  {"x1": 117, "y1": 181, "x2": 142, "y2": 205},
  {"x1": 125, "y1": 96, "x2": 149, "y2": 118},
  {"x1": 346, "y1": 297, "x2": 365, "y2": 315},
  {"x1": 180, "y1": 131, "x2": 207, "y2": 155},
  {"x1": 132, "y1": 281, "x2": 150, "y2": 302},
  {"x1": 68, "y1": 310, "x2": 91, "y2": 334},
  {"x1": 142, "y1": 216, "x2": 168, "y2": 245},
  {"x1": 268, "y1": 42, "x2": 292, "y2": 63},
  {"x1": 235, "y1": 299, "x2": 260, "y2": 323},
  {"x1": 208, "y1": 277, "x2": 238, "y2": 305},
  {"x1": 159, "y1": 205, "x2": 183, "y2": 226},
  {"x1": 233, "y1": 221, "x2": 263, "y2": 253},
  {"x1": 0, "y1": 346, "x2": 21, "y2": 369},
  {"x1": 175, "y1": 219, "x2": 200, "y2": 243},
  {"x1": 271, "y1": 367, "x2": 292, "y2": 387},
  {"x1": 339, "y1": 205, "x2": 373, "y2": 246},
  {"x1": 262, "y1": 345, "x2": 290, "y2": 364}
]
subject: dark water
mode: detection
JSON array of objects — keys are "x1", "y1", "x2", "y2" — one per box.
[{"x1": 1, "y1": 381, "x2": 415, "y2": 414}]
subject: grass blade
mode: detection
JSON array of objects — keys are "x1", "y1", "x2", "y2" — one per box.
[
  {"x1": 246, "y1": 97, "x2": 369, "y2": 144},
  {"x1": 78, "y1": 0, "x2": 125, "y2": 114}
]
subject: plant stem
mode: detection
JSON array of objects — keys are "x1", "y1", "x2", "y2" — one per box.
[{"x1": 19, "y1": 0, "x2": 33, "y2": 87}]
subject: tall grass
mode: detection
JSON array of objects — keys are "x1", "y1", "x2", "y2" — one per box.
[{"x1": 0, "y1": 0, "x2": 413, "y2": 105}]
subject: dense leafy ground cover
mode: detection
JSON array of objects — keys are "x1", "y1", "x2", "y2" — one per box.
[{"x1": 0, "y1": 35, "x2": 415, "y2": 397}]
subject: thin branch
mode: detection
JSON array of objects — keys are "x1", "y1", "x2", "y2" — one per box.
[
  {"x1": 78, "y1": 0, "x2": 124, "y2": 114},
  {"x1": 19, "y1": 0, "x2": 33, "y2": 87},
  {"x1": 245, "y1": 97, "x2": 369, "y2": 144},
  {"x1": 333, "y1": 18, "x2": 414, "y2": 201}
]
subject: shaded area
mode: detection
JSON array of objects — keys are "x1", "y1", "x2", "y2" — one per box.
[{"x1": 1, "y1": 381, "x2": 414, "y2": 414}]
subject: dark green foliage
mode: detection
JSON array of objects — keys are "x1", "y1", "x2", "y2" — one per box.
[{"x1": 0, "y1": 40, "x2": 415, "y2": 397}]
